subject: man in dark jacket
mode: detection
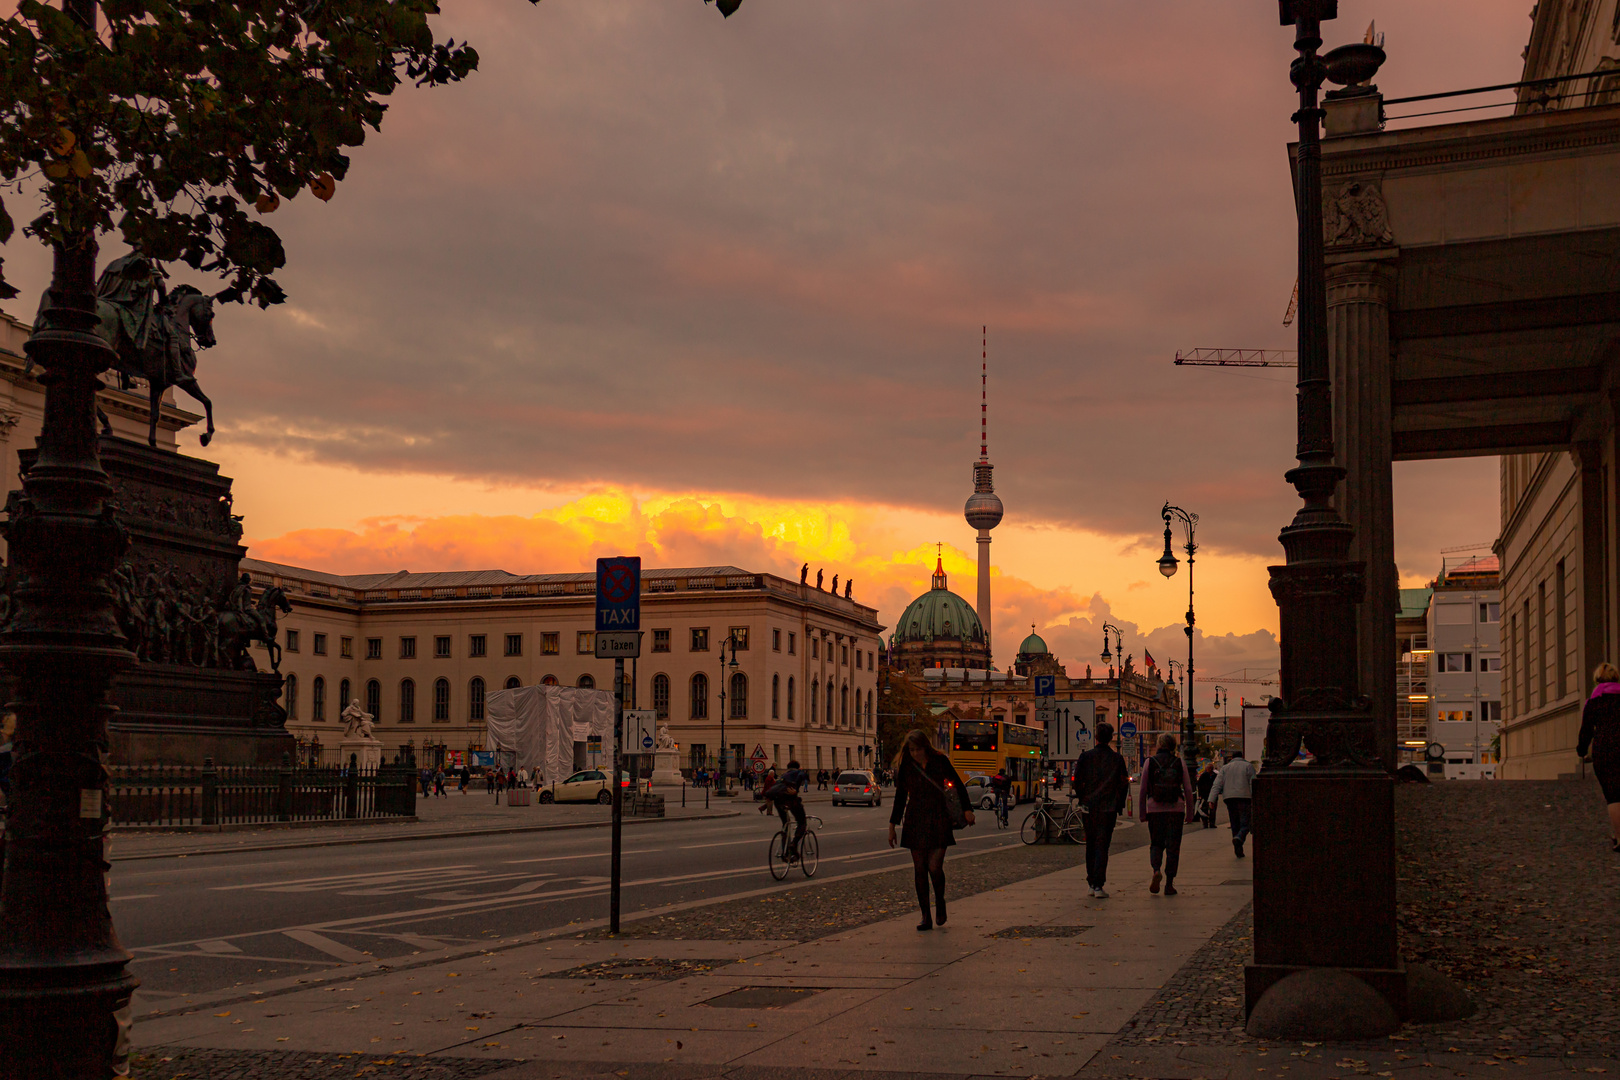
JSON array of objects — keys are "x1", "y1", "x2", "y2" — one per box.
[
  {"x1": 1071, "y1": 722, "x2": 1130, "y2": 898},
  {"x1": 1196, "y1": 762, "x2": 1218, "y2": 829}
]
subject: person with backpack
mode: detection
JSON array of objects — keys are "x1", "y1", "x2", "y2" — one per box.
[
  {"x1": 1209, "y1": 749, "x2": 1257, "y2": 857},
  {"x1": 1136, "y1": 733, "x2": 1196, "y2": 896},
  {"x1": 1196, "y1": 761, "x2": 1218, "y2": 829},
  {"x1": 1070, "y1": 722, "x2": 1130, "y2": 898}
]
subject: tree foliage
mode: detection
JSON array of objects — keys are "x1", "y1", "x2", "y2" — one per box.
[
  {"x1": 0, "y1": 0, "x2": 508, "y2": 306},
  {"x1": 876, "y1": 667, "x2": 934, "y2": 767}
]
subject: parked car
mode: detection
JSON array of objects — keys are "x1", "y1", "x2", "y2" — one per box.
[
  {"x1": 538, "y1": 769, "x2": 644, "y2": 804},
  {"x1": 964, "y1": 775, "x2": 997, "y2": 810},
  {"x1": 831, "y1": 770, "x2": 882, "y2": 807}
]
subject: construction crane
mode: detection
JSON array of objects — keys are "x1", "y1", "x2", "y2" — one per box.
[
  {"x1": 1174, "y1": 348, "x2": 1298, "y2": 368},
  {"x1": 1195, "y1": 668, "x2": 1279, "y2": 686}
]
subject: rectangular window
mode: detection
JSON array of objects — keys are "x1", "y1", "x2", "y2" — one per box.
[
  {"x1": 1480, "y1": 701, "x2": 1503, "y2": 723},
  {"x1": 469, "y1": 634, "x2": 487, "y2": 658},
  {"x1": 1479, "y1": 602, "x2": 1500, "y2": 623},
  {"x1": 341, "y1": 636, "x2": 354, "y2": 659},
  {"x1": 1438, "y1": 709, "x2": 1471, "y2": 724},
  {"x1": 506, "y1": 633, "x2": 523, "y2": 657},
  {"x1": 541, "y1": 632, "x2": 559, "y2": 655},
  {"x1": 772, "y1": 628, "x2": 781, "y2": 652},
  {"x1": 434, "y1": 635, "x2": 451, "y2": 659},
  {"x1": 653, "y1": 629, "x2": 671, "y2": 653},
  {"x1": 1556, "y1": 560, "x2": 1568, "y2": 698},
  {"x1": 1538, "y1": 581, "x2": 1547, "y2": 707},
  {"x1": 729, "y1": 627, "x2": 749, "y2": 650},
  {"x1": 577, "y1": 631, "x2": 594, "y2": 654},
  {"x1": 1522, "y1": 601, "x2": 1531, "y2": 712},
  {"x1": 691, "y1": 627, "x2": 709, "y2": 652},
  {"x1": 854, "y1": 648, "x2": 861, "y2": 669},
  {"x1": 812, "y1": 637, "x2": 819, "y2": 660},
  {"x1": 841, "y1": 645, "x2": 848, "y2": 666},
  {"x1": 1438, "y1": 653, "x2": 1472, "y2": 673},
  {"x1": 285, "y1": 629, "x2": 300, "y2": 653},
  {"x1": 366, "y1": 637, "x2": 382, "y2": 660},
  {"x1": 399, "y1": 636, "x2": 416, "y2": 659},
  {"x1": 1479, "y1": 655, "x2": 1502, "y2": 673},
  {"x1": 869, "y1": 651, "x2": 875, "y2": 671},
  {"x1": 312, "y1": 633, "x2": 327, "y2": 656},
  {"x1": 788, "y1": 632, "x2": 796, "y2": 655}
]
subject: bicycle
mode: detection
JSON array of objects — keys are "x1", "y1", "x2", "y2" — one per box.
[
  {"x1": 993, "y1": 791, "x2": 1011, "y2": 830},
  {"x1": 1020, "y1": 795, "x2": 1084, "y2": 845},
  {"x1": 768, "y1": 813, "x2": 821, "y2": 880}
]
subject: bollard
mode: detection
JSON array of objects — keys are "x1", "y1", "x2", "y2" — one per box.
[
  {"x1": 682, "y1": 780, "x2": 686, "y2": 808},
  {"x1": 343, "y1": 752, "x2": 359, "y2": 819},
  {"x1": 201, "y1": 756, "x2": 219, "y2": 827},
  {"x1": 705, "y1": 783, "x2": 709, "y2": 810}
]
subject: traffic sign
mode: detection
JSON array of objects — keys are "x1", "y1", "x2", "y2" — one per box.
[
  {"x1": 751, "y1": 744, "x2": 767, "y2": 762},
  {"x1": 749, "y1": 760, "x2": 768, "y2": 776},
  {"x1": 594, "y1": 631, "x2": 641, "y2": 659},
  {"x1": 1034, "y1": 675, "x2": 1056, "y2": 698},
  {"x1": 641, "y1": 734, "x2": 653, "y2": 750},
  {"x1": 595, "y1": 556, "x2": 641, "y2": 633},
  {"x1": 1119, "y1": 721, "x2": 1137, "y2": 738}
]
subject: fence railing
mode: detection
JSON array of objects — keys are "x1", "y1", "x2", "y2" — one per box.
[{"x1": 108, "y1": 755, "x2": 417, "y2": 828}]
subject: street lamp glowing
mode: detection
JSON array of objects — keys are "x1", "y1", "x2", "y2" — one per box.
[{"x1": 1100, "y1": 632, "x2": 1112, "y2": 666}]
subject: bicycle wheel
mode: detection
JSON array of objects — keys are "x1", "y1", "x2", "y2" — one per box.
[
  {"x1": 768, "y1": 831, "x2": 790, "y2": 880},
  {"x1": 1061, "y1": 809, "x2": 1084, "y2": 844},
  {"x1": 1020, "y1": 811, "x2": 1045, "y2": 845},
  {"x1": 799, "y1": 831, "x2": 818, "y2": 877}
]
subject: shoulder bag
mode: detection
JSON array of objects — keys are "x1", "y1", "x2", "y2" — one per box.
[{"x1": 915, "y1": 763, "x2": 968, "y2": 830}]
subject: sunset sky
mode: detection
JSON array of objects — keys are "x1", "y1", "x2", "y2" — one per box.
[{"x1": 3, "y1": 1, "x2": 1528, "y2": 709}]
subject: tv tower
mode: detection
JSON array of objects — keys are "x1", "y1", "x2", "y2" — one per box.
[{"x1": 963, "y1": 326, "x2": 1004, "y2": 664}]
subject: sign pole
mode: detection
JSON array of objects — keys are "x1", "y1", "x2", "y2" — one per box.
[{"x1": 610, "y1": 656, "x2": 624, "y2": 935}]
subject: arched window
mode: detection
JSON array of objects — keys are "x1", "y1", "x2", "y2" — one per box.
[
  {"x1": 827, "y1": 683, "x2": 836, "y2": 727},
  {"x1": 771, "y1": 674, "x2": 780, "y2": 719},
  {"x1": 366, "y1": 679, "x2": 380, "y2": 721},
  {"x1": 339, "y1": 678, "x2": 351, "y2": 712},
  {"x1": 810, "y1": 679, "x2": 819, "y2": 724},
  {"x1": 577, "y1": 674, "x2": 595, "y2": 689},
  {"x1": 285, "y1": 674, "x2": 298, "y2": 721},
  {"x1": 787, "y1": 676, "x2": 795, "y2": 720},
  {"x1": 730, "y1": 672, "x2": 747, "y2": 719},
  {"x1": 840, "y1": 684, "x2": 848, "y2": 727},
  {"x1": 433, "y1": 678, "x2": 450, "y2": 722},
  {"x1": 867, "y1": 690, "x2": 874, "y2": 728},
  {"x1": 540, "y1": 674, "x2": 558, "y2": 686},
  {"x1": 399, "y1": 678, "x2": 415, "y2": 723},
  {"x1": 652, "y1": 674, "x2": 670, "y2": 721},
  {"x1": 469, "y1": 677, "x2": 486, "y2": 721},
  {"x1": 312, "y1": 676, "x2": 326, "y2": 722},
  {"x1": 505, "y1": 676, "x2": 521, "y2": 690},
  {"x1": 690, "y1": 673, "x2": 708, "y2": 719}
]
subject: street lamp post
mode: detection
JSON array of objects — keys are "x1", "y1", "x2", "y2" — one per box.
[
  {"x1": 1099, "y1": 623, "x2": 1125, "y2": 759},
  {"x1": 1158, "y1": 503, "x2": 1199, "y2": 777},
  {"x1": 1213, "y1": 686, "x2": 1229, "y2": 756},
  {"x1": 715, "y1": 635, "x2": 739, "y2": 795}
]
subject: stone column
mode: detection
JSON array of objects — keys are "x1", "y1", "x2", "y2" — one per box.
[
  {"x1": 1575, "y1": 441, "x2": 1608, "y2": 693},
  {"x1": 1327, "y1": 255, "x2": 1399, "y2": 770}
]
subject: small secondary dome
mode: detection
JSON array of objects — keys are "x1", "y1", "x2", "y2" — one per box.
[{"x1": 1018, "y1": 631, "x2": 1048, "y2": 655}]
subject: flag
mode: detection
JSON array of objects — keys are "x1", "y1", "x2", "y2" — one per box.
[{"x1": 1144, "y1": 649, "x2": 1156, "y2": 669}]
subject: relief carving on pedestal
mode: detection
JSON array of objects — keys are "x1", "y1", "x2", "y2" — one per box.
[{"x1": 1323, "y1": 180, "x2": 1394, "y2": 247}]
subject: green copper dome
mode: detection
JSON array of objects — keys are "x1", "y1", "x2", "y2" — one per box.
[
  {"x1": 893, "y1": 558, "x2": 985, "y2": 645},
  {"x1": 1018, "y1": 631, "x2": 1048, "y2": 655}
]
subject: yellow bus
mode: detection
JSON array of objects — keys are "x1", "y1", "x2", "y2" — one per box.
[{"x1": 940, "y1": 718, "x2": 1045, "y2": 801}]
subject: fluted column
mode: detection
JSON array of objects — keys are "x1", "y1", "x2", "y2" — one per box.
[{"x1": 1328, "y1": 256, "x2": 1398, "y2": 770}]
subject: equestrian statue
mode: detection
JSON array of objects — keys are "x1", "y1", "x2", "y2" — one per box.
[
  {"x1": 216, "y1": 574, "x2": 292, "y2": 673},
  {"x1": 33, "y1": 252, "x2": 219, "y2": 448}
]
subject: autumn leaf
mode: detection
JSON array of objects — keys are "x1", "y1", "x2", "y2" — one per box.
[
  {"x1": 255, "y1": 193, "x2": 280, "y2": 214},
  {"x1": 309, "y1": 173, "x2": 336, "y2": 201}
]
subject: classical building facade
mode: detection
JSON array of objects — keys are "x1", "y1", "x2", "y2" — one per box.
[{"x1": 243, "y1": 559, "x2": 883, "y2": 774}]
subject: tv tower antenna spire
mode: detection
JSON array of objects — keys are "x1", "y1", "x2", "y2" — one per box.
[{"x1": 964, "y1": 325, "x2": 1004, "y2": 665}]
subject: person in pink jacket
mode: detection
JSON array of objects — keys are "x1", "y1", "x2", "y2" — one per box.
[{"x1": 1136, "y1": 733, "x2": 1197, "y2": 896}]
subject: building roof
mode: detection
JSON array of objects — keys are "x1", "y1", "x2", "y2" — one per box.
[
  {"x1": 242, "y1": 558, "x2": 754, "y2": 591},
  {"x1": 892, "y1": 561, "x2": 985, "y2": 647},
  {"x1": 1018, "y1": 631, "x2": 1048, "y2": 655},
  {"x1": 1398, "y1": 587, "x2": 1433, "y2": 621}
]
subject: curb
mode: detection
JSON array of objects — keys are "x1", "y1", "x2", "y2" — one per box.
[{"x1": 109, "y1": 808, "x2": 743, "y2": 863}]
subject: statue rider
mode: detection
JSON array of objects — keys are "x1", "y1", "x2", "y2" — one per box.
[{"x1": 96, "y1": 252, "x2": 167, "y2": 358}]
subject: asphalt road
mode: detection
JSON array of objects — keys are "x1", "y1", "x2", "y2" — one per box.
[{"x1": 115, "y1": 798, "x2": 1032, "y2": 1007}]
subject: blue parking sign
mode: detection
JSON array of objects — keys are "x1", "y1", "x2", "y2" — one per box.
[
  {"x1": 596, "y1": 557, "x2": 641, "y2": 632},
  {"x1": 1119, "y1": 721, "x2": 1137, "y2": 738},
  {"x1": 1034, "y1": 675, "x2": 1056, "y2": 698}
]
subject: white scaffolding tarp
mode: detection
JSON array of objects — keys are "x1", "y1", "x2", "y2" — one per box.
[{"x1": 485, "y1": 685, "x2": 615, "y2": 782}]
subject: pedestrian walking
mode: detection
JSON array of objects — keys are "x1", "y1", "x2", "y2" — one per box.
[
  {"x1": 887, "y1": 728, "x2": 975, "y2": 931},
  {"x1": 458, "y1": 764, "x2": 470, "y2": 793},
  {"x1": 419, "y1": 767, "x2": 432, "y2": 798},
  {"x1": 1137, "y1": 734, "x2": 1196, "y2": 896},
  {"x1": 1070, "y1": 721, "x2": 1130, "y2": 898},
  {"x1": 433, "y1": 768, "x2": 447, "y2": 797},
  {"x1": 1578, "y1": 661, "x2": 1620, "y2": 853},
  {"x1": 1209, "y1": 749, "x2": 1256, "y2": 858},
  {"x1": 1196, "y1": 761, "x2": 1218, "y2": 829}
]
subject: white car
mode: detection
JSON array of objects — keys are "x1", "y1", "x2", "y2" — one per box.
[
  {"x1": 831, "y1": 770, "x2": 882, "y2": 807},
  {"x1": 539, "y1": 769, "x2": 642, "y2": 804}
]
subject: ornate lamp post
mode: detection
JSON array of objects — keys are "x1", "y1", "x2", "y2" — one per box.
[
  {"x1": 715, "y1": 634, "x2": 739, "y2": 794},
  {"x1": 1212, "y1": 686, "x2": 1229, "y2": 757},
  {"x1": 1158, "y1": 503, "x2": 1199, "y2": 775},
  {"x1": 1099, "y1": 622, "x2": 1125, "y2": 754}
]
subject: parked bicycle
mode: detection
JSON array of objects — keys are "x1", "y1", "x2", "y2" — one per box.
[
  {"x1": 768, "y1": 813, "x2": 821, "y2": 880},
  {"x1": 1021, "y1": 794, "x2": 1083, "y2": 845}
]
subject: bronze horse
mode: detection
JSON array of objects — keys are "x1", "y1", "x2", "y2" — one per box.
[
  {"x1": 218, "y1": 584, "x2": 292, "y2": 673},
  {"x1": 98, "y1": 284, "x2": 219, "y2": 448}
]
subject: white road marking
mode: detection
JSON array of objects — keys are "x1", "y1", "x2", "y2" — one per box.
[
  {"x1": 110, "y1": 894, "x2": 157, "y2": 902},
  {"x1": 195, "y1": 940, "x2": 241, "y2": 954},
  {"x1": 502, "y1": 850, "x2": 653, "y2": 865},
  {"x1": 283, "y1": 929, "x2": 370, "y2": 963},
  {"x1": 210, "y1": 865, "x2": 473, "y2": 891}
]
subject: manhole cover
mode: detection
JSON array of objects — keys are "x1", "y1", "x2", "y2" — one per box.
[
  {"x1": 989, "y1": 925, "x2": 1093, "y2": 939},
  {"x1": 701, "y1": 986, "x2": 824, "y2": 1009},
  {"x1": 546, "y1": 958, "x2": 724, "y2": 981}
]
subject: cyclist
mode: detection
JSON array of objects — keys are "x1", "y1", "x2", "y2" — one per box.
[
  {"x1": 759, "y1": 758, "x2": 810, "y2": 861},
  {"x1": 989, "y1": 768, "x2": 1012, "y2": 827}
]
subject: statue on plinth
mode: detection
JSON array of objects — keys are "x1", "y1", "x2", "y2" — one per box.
[
  {"x1": 341, "y1": 699, "x2": 376, "y2": 742},
  {"x1": 655, "y1": 724, "x2": 675, "y2": 750}
]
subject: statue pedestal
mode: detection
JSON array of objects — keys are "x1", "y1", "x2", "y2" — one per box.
[
  {"x1": 340, "y1": 738, "x2": 383, "y2": 771},
  {"x1": 650, "y1": 749, "x2": 684, "y2": 787}
]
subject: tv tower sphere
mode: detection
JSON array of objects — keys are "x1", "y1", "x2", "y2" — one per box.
[{"x1": 965, "y1": 467, "x2": 1004, "y2": 530}]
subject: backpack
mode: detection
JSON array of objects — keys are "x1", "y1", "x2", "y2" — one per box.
[{"x1": 1148, "y1": 752, "x2": 1183, "y2": 804}]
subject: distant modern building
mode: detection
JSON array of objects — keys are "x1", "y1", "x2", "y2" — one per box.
[
  {"x1": 1395, "y1": 586, "x2": 1433, "y2": 763},
  {"x1": 1424, "y1": 556, "x2": 1502, "y2": 780}
]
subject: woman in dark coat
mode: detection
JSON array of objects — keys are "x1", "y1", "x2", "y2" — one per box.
[
  {"x1": 887, "y1": 729, "x2": 974, "y2": 931},
  {"x1": 1577, "y1": 661, "x2": 1620, "y2": 852}
]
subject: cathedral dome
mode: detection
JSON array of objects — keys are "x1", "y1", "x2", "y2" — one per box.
[
  {"x1": 1018, "y1": 631, "x2": 1048, "y2": 655},
  {"x1": 892, "y1": 557, "x2": 986, "y2": 646}
]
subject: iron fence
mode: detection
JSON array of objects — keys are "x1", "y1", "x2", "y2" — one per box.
[{"x1": 107, "y1": 755, "x2": 417, "y2": 828}]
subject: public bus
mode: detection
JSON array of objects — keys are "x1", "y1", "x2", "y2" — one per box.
[{"x1": 940, "y1": 718, "x2": 1045, "y2": 801}]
